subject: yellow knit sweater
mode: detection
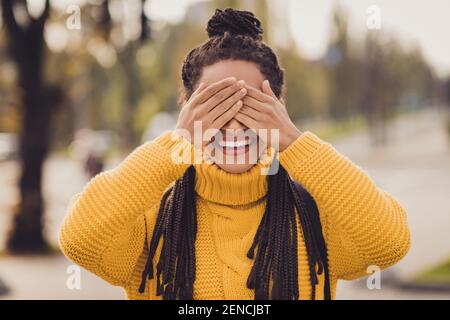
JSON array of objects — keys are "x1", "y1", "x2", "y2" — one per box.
[{"x1": 59, "y1": 130, "x2": 410, "y2": 300}]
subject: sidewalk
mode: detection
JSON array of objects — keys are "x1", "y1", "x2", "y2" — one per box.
[
  {"x1": 333, "y1": 107, "x2": 450, "y2": 299},
  {"x1": 0, "y1": 255, "x2": 124, "y2": 299}
]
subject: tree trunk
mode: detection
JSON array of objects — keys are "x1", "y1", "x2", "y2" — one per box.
[
  {"x1": 118, "y1": 44, "x2": 139, "y2": 149},
  {"x1": 2, "y1": 0, "x2": 55, "y2": 253},
  {"x1": 7, "y1": 84, "x2": 54, "y2": 253}
]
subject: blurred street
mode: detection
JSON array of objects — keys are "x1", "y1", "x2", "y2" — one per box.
[
  {"x1": 1, "y1": 107, "x2": 449, "y2": 299},
  {"x1": 334, "y1": 106, "x2": 450, "y2": 299}
]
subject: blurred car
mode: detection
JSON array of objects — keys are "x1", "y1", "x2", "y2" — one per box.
[{"x1": 0, "y1": 133, "x2": 18, "y2": 161}]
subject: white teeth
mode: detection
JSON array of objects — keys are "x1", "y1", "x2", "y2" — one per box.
[{"x1": 218, "y1": 140, "x2": 250, "y2": 148}]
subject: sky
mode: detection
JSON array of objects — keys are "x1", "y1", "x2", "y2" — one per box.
[{"x1": 288, "y1": 0, "x2": 450, "y2": 76}]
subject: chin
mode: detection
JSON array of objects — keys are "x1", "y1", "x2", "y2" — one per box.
[
  {"x1": 210, "y1": 144, "x2": 265, "y2": 174},
  {"x1": 215, "y1": 162, "x2": 256, "y2": 174}
]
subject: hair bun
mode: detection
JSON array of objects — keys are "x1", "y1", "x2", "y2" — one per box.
[{"x1": 206, "y1": 8, "x2": 263, "y2": 40}]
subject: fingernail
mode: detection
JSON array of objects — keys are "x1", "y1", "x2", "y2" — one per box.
[
  {"x1": 237, "y1": 80, "x2": 246, "y2": 86},
  {"x1": 228, "y1": 76, "x2": 237, "y2": 82},
  {"x1": 240, "y1": 88, "x2": 247, "y2": 94}
]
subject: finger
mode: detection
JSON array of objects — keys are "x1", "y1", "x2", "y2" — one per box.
[
  {"x1": 194, "y1": 82, "x2": 207, "y2": 94},
  {"x1": 238, "y1": 105, "x2": 260, "y2": 121},
  {"x1": 242, "y1": 96, "x2": 272, "y2": 113},
  {"x1": 262, "y1": 80, "x2": 278, "y2": 101},
  {"x1": 203, "y1": 80, "x2": 245, "y2": 112},
  {"x1": 182, "y1": 82, "x2": 205, "y2": 105},
  {"x1": 192, "y1": 77, "x2": 237, "y2": 105},
  {"x1": 244, "y1": 83, "x2": 273, "y2": 103},
  {"x1": 211, "y1": 100, "x2": 243, "y2": 129},
  {"x1": 207, "y1": 87, "x2": 247, "y2": 121},
  {"x1": 234, "y1": 111, "x2": 260, "y2": 131}
]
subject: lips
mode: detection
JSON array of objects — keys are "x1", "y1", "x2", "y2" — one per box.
[{"x1": 212, "y1": 132, "x2": 258, "y2": 156}]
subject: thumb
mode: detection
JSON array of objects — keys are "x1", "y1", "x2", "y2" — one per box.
[
  {"x1": 262, "y1": 80, "x2": 278, "y2": 100},
  {"x1": 279, "y1": 96, "x2": 288, "y2": 114}
]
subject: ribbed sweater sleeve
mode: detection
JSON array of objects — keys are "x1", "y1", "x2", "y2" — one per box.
[
  {"x1": 59, "y1": 130, "x2": 194, "y2": 286},
  {"x1": 278, "y1": 131, "x2": 411, "y2": 280}
]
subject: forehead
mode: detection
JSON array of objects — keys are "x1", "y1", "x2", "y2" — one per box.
[{"x1": 199, "y1": 59, "x2": 265, "y2": 89}]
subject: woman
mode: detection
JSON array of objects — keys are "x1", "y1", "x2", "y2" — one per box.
[{"x1": 59, "y1": 8, "x2": 410, "y2": 300}]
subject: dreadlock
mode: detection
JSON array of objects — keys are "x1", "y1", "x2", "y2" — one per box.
[{"x1": 139, "y1": 7, "x2": 331, "y2": 300}]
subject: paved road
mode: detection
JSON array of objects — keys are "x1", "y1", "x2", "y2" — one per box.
[
  {"x1": 1, "y1": 107, "x2": 449, "y2": 299},
  {"x1": 333, "y1": 107, "x2": 450, "y2": 299}
]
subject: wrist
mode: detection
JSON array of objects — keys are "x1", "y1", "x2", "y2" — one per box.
[
  {"x1": 174, "y1": 127, "x2": 193, "y2": 144},
  {"x1": 279, "y1": 127, "x2": 302, "y2": 151}
]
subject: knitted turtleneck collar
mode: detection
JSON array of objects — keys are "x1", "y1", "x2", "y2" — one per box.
[{"x1": 193, "y1": 151, "x2": 275, "y2": 206}]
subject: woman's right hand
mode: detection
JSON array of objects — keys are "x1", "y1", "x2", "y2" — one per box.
[{"x1": 175, "y1": 77, "x2": 247, "y2": 148}]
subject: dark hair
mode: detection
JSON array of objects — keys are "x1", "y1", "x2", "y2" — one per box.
[
  {"x1": 139, "y1": 8, "x2": 330, "y2": 300},
  {"x1": 178, "y1": 7, "x2": 285, "y2": 106}
]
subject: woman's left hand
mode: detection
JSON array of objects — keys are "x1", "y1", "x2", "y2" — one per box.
[{"x1": 234, "y1": 80, "x2": 302, "y2": 151}]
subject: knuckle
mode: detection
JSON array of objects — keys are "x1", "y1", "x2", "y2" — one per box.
[
  {"x1": 226, "y1": 103, "x2": 235, "y2": 111},
  {"x1": 230, "y1": 83, "x2": 240, "y2": 91},
  {"x1": 216, "y1": 91, "x2": 226, "y2": 100}
]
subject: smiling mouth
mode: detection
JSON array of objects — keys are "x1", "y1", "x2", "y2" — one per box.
[{"x1": 212, "y1": 133, "x2": 258, "y2": 156}]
